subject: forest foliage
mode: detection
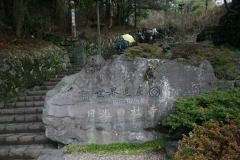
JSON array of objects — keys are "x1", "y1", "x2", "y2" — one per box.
[{"x1": 0, "y1": 0, "x2": 230, "y2": 40}]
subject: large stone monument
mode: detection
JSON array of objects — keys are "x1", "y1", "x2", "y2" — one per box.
[{"x1": 43, "y1": 55, "x2": 218, "y2": 146}]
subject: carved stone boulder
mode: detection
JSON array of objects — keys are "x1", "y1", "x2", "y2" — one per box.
[{"x1": 43, "y1": 55, "x2": 218, "y2": 146}]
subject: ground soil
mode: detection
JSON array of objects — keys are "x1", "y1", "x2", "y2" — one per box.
[{"x1": 0, "y1": 18, "x2": 136, "y2": 59}]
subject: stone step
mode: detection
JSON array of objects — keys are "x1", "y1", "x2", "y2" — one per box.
[
  {"x1": 0, "y1": 107, "x2": 43, "y2": 115},
  {"x1": 66, "y1": 67, "x2": 81, "y2": 73},
  {"x1": 48, "y1": 77, "x2": 62, "y2": 82},
  {"x1": 26, "y1": 90, "x2": 48, "y2": 96},
  {"x1": 55, "y1": 74, "x2": 67, "y2": 78},
  {"x1": 42, "y1": 81, "x2": 59, "y2": 86},
  {"x1": 64, "y1": 70, "x2": 80, "y2": 74},
  {"x1": 72, "y1": 71, "x2": 81, "y2": 74},
  {"x1": 31, "y1": 85, "x2": 55, "y2": 91},
  {"x1": 0, "y1": 132, "x2": 54, "y2": 145},
  {"x1": 59, "y1": 70, "x2": 81, "y2": 76},
  {"x1": 6, "y1": 95, "x2": 45, "y2": 103},
  {"x1": 0, "y1": 144, "x2": 58, "y2": 160},
  {"x1": 36, "y1": 148, "x2": 64, "y2": 160},
  {"x1": 17, "y1": 95, "x2": 46, "y2": 102},
  {"x1": 0, "y1": 122, "x2": 45, "y2": 134},
  {"x1": 55, "y1": 72, "x2": 80, "y2": 78},
  {"x1": 74, "y1": 67, "x2": 82, "y2": 70},
  {"x1": 72, "y1": 64, "x2": 82, "y2": 68},
  {"x1": 73, "y1": 71, "x2": 80, "y2": 74},
  {"x1": 5, "y1": 101, "x2": 44, "y2": 108},
  {"x1": 0, "y1": 114, "x2": 42, "y2": 124},
  {"x1": 0, "y1": 65, "x2": 81, "y2": 160}
]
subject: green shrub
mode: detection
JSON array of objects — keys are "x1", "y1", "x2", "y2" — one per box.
[
  {"x1": 174, "y1": 114, "x2": 240, "y2": 160},
  {"x1": 55, "y1": 64, "x2": 63, "y2": 73},
  {"x1": 0, "y1": 72, "x2": 20, "y2": 94},
  {"x1": 19, "y1": 73, "x2": 36, "y2": 88},
  {"x1": 22, "y1": 58, "x2": 34, "y2": 72},
  {"x1": 162, "y1": 88, "x2": 240, "y2": 130},
  {"x1": 124, "y1": 43, "x2": 164, "y2": 59}
]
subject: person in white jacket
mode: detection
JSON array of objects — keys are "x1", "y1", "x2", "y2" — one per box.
[{"x1": 152, "y1": 27, "x2": 158, "y2": 36}]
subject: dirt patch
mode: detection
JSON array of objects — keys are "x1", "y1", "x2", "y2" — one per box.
[{"x1": 0, "y1": 20, "x2": 136, "y2": 59}]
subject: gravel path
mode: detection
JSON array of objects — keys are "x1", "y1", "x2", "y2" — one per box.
[{"x1": 63, "y1": 151, "x2": 170, "y2": 160}]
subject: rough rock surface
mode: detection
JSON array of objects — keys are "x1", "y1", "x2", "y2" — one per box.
[
  {"x1": 37, "y1": 149, "x2": 64, "y2": 160},
  {"x1": 43, "y1": 55, "x2": 218, "y2": 146},
  {"x1": 165, "y1": 141, "x2": 179, "y2": 158},
  {"x1": 69, "y1": 40, "x2": 87, "y2": 67}
]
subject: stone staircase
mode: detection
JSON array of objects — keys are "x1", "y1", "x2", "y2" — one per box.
[{"x1": 0, "y1": 65, "x2": 82, "y2": 160}]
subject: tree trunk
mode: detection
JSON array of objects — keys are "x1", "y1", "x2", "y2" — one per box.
[
  {"x1": 109, "y1": 2, "x2": 113, "y2": 29},
  {"x1": 120, "y1": 0, "x2": 125, "y2": 25},
  {"x1": 13, "y1": 0, "x2": 23, "y2": 27},
  {"x1": 56, "y1": 0, "x2": 69, "y2": 32},
  {"x1": 101, "y1": 1, "x2": 107, "y2": 22},
  {"x1": 3, "y1": 0, "x2": 12, "y2": 20},
  {"x1": 13, "y1": 0, "x2": 31, "y2": 38},
  {"x1": 116, "y1": 0, "x2": 125, "y2": 25},
  {"x1": 205, "y1": 0, "x2": 208, "y2": 10},
  {"x1": 224, "y1": 0, "x2": 231, "y2": 13},
  {"x1": 134, "y1": 0, "x2": 136, "y2": 27},
  {"x1": 116, "y1": 0, "x2": 121, "y2": 25}
]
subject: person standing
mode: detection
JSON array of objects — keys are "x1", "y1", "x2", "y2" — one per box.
[
  {"x1": 137, "y1": 30, "x2": 143, "y2": 43},
  {"x1": 152, "y1": 27, "x2": 158, "y2": 36},
  {"x1": 116, "y1": 37, "x2": 127, "y2": 54}
]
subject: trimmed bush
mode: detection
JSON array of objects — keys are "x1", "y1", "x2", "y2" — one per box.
[
  {"x1": 162, "y1": 88, "x2": 240, "y2": 130},
  {"x1": 174, "y1": 114, "x2": 240, "y2": 160},
  {"x1": 124, "y1": 43, "x2": 164, "y2": 59}
]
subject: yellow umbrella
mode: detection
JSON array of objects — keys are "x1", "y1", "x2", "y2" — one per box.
[{"x1": 122, "y1": 34, "x2": 135, "y2": 43}]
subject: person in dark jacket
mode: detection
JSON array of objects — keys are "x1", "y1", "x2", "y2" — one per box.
[
  {"x1": 116, "y1": 37, "x2": 127, "y2": 54},
  {"x1": 137, "y1": 30, "x2": 143, "y2": 43}
]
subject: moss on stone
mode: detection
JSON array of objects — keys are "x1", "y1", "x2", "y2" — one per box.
[
  {"x1": 124, "y1": 43, "x2": 164, "y2": 59},
  {"x1": 41, "y1": 59, "x2": 50, "y2": 68},
  {"x1": 235, "y1": 80, "x2": 240, "y2": 87},
  {"x1": 33, "y1": 58, "x2": 40, "y2": 67},
  {"x1": 55, "y1": 64, "x2": 63, "y2": 73},
  {"x1": 48, "y1": 56, "x2": 59, "y2": 66},
  {"x1": 22, "y1": 58, "x2": 34, "y2": 72},
  {"x1": 0, "y1": 44, "x2": 72, "y2": 100},
  {"x1": 0, "y1": 83, "x2": 10, "y2": 95},
  {"x1": 188, "y1": 44, "x2": 240, "y2": 80},
  {"x1": 41, "y1": 68, "x2": 55, "y2": 79},
  {"x1": 19, "y1": 73, "x2": 37, "y2": 88},
  {"x1": 0, "y1": 74, "x2": 19, "y2": 95},
  {"x1": 11, "y1": 65, "x2": 24, "y2": 78},
  {"x1": 5, "y1": 78, "x2": 19, "y2": 89},
  {"x1": 0, "y1": 59, "x2": 11, "y2": 72},
  {"x1": 31, "y1": 68, "x2": 45, "y2": 83}
]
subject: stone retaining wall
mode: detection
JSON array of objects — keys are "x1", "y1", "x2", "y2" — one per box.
[
  {"x1": 0, "y1": 31, "x2": 119, "y2": 106},
  {"x1": 0, "y1": 31, "x2": 92, "y2": 106},
  {"x1": 0, "y1": 45, "x2": 71, "y2": 106},
  {"x1": 196, "y1": 26, "x2": 226, "y2": 45},
  {"x1": 41, "y1": 33, "x2": 87, "y2": 65}
]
